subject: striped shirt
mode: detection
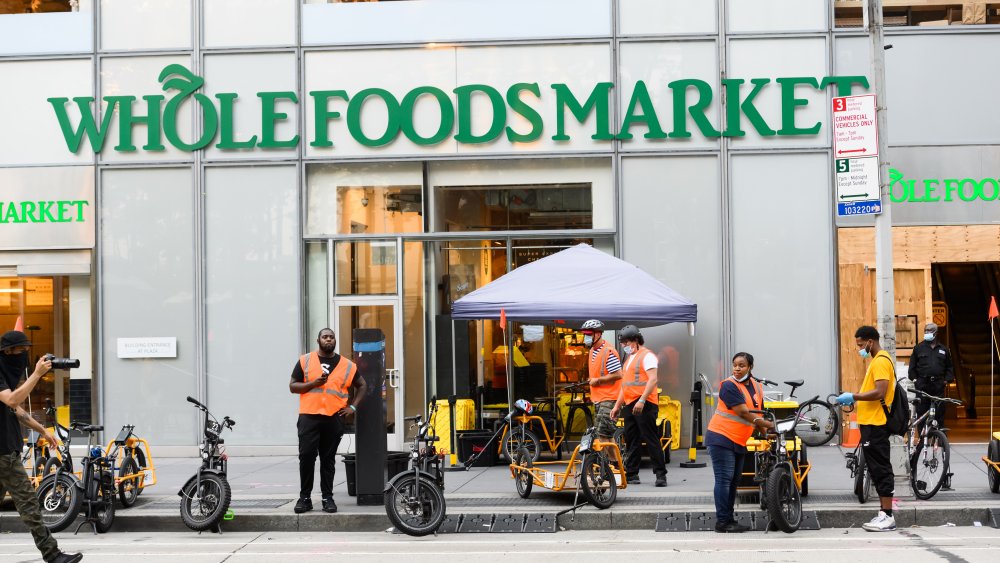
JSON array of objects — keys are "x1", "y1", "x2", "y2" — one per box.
[{"x1": 590, "y1": 341, "x2": 622, "y2": 374}]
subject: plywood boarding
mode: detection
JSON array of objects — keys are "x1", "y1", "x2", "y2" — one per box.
[{"x1": 838, "y1": 225, "x2": 1000, "y2": 266}]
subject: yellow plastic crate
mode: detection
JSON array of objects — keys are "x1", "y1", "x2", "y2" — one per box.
[
  {"x1": 428, "y1": 399, "x2": 475, "y2": 454},
  {"x1": 656, "y1": 396, "x2": 681, "y2": 450}
]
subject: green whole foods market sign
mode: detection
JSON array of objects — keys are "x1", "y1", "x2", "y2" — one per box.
[{"x1": 48, "y1": 64, "x2": 870, "y2": 154}]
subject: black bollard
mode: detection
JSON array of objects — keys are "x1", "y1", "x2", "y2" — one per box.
[{"x1": 353, "y1": 328, "x2": 388, "y2": 505}]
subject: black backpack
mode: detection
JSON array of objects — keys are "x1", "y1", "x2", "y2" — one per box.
[{"x1": 880, "y1": 377, "x2": 911, "y2": 436}]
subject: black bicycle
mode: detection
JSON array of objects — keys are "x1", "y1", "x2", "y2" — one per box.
[
  {"x1": 384, "y1": 400, "x2": 446, "y2": 537},
  {"x1": 907, "y1": 388, "x2": 961, "y2": 500},
  {"x1": 179, "y1": 396, "x2": 235, "y2": 532},
  {"x1": 37, "y1": 423, "x2": 116, "y2": 534},
  {"x1": 40, "y1": 400, "x2": 74, "y2": 477}
]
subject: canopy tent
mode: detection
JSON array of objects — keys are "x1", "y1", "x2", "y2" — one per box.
[{"x1": 452, "y1": 243, "x2": 697, "y2": 328}]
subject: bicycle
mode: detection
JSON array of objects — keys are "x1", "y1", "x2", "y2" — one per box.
[
  {"x1": 385, "y1": 399, "x2": 446, "y2": 537},
  {"x1": 39, "y1": 400, "x2": 74, "y2": 479},
  {"x1": 37, "y1": 423, "x2": 116, "y2": 534},
  {"x1": 748, "y1": 409, "x2": 812, "y2": 533},
  {"x1": 498, "y1": 382, "x2": 593, "y2": 463},
  {"x1": 179, "y1": 396, "x2": 235, "y2": 532},
  {"x1": 905, "y1": 387, "x2": 962, "y2": 500},
  {"x1": 830, "y1": 399, "x2": 872, "y2": 504}
]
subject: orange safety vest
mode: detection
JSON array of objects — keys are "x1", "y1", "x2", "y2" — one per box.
[
  {"x1": 706, "y1": 376, "x2": 763, "y2": 447},
  {"x1": 588, "y1": 341, "x2": 621, "y2": 403},
  {"x1": 299, "y1": 352, "x2": 356, "y2": 416},
  {"x1": 622, "y1": 347, "x2": 657, "y2": 405}
]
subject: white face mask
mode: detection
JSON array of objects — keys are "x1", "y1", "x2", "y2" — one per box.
[
  {"x1": 622, "y1": 344, "x2": 634, "y2": 355},
  {"x1": 924, "y1": 332, "x2": 935, "y2": 342},
  {"x1": 733, "y1": 373, "x2": 751, "y2": 383},
  {"x1": 583, "y1": 335, "x2": 593, "y2": 347}
]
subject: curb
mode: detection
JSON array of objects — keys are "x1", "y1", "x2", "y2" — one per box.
[{"x1": 5, "y1": 507, "x2": 996, "y2": 534}]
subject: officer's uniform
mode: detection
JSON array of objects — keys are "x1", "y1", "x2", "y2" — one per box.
[{"x1": 907, "y1": 337, "x2": 954, "y2": 431}]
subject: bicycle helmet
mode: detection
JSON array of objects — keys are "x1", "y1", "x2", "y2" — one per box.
[
  {"x1": 580, "y1": 319, "x2": 605, "y2": 332},
  {"x1": 618, "y1": 325, "x2": 641, "y2": 342}
]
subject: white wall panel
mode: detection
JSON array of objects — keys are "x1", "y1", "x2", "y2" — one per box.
[
  {"x1": 727, "y1": 0, "x2": 826, "y2": 33},
  {"x1": 0, "y1": 59, "x2": 94, "y2": 166},
  {"x1": 204, "y1": 0, "x2": 295, "y2": 48},
  {"x1": 203, "y1": 53, "x2": 298, "y2": 161},
  {"x1": 836, "y1": 34, "x2": 1000, "y2": 145},
  {"x1": 100, "y1": 55, "x2": 193, "y2": 163},
  {"x1": 302, "y1": 0, "x2": 611, "y2": 45},
  {"x1": 101, "y1": 0, "x2": 191, "y2": 51},
  {"x1": 727, "y1": 38, "x2": 829, "y2": 148},
  {"x1": 0, "y1": 12, "x2": 92, "y2": 55},
  {"x1": 731, "y1": 153, "x2": 836, "y2": 400},
  {"x1": 619, "y1": 0, "x2": 716, "y2": 35},
  {"x1": 618, "y1": 41, "x2": 719, "y2": 151}
]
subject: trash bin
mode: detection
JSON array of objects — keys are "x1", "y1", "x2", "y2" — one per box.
[
  {"x1": 342, "y1": 451, "x2": 412, "y2": 497},
  {"x1": 457, "y1": 430, "x2": 499, "y2": 467}
]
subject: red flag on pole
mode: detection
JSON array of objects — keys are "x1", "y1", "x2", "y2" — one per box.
[
  {"x1": 499, "y1": 308, "x2": 507, "y2": 330},
  {"x1": 13, "y1": 316, "x2": 22, "y2": 332},
  {"x1": 989, "y1": 296, "x2": 999, "y2": 320}
]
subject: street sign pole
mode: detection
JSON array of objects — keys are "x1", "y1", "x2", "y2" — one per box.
[{"x1": 866, "y1": 0, "x2": 896, "y2": 359}]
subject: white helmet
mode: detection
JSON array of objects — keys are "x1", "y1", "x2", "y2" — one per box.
[{"x1": 580, "y1": 319, "x2": 605, "y2": 331}]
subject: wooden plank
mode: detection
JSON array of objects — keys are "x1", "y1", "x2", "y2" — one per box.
[
  {"x1": 838, "y1": 225, "x2": 1000, "y2": 266},
  {"x1": 839, "y1": 264, "x2": 868, "y2": 393}
]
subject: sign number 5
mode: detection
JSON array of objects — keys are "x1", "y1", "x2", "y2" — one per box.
[
  {"x1": 836, "y1": 159, "x2": 849, "y2": 173},
  {"x1": 833, "y1": 98, "x2": 846, "y2": 112}
]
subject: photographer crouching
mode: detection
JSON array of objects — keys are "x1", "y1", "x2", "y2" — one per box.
[{"x1": 0, "y1": 331, "x2": 82, "y2": 563}]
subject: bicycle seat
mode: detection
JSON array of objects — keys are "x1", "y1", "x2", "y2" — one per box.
[{"x1": 784, "y1": 379, "x2": 804, "y2": 388}]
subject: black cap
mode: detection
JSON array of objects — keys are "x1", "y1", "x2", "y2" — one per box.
[{"x1": 0, "y1": 330, "x2": 31, "y2": 351}]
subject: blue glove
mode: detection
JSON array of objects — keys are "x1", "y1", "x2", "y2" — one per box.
[{"x1": 835, "y1": 392, "x2": 855, "y2": 406}]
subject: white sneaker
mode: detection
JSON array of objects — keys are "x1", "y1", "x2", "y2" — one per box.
[{"x1": 861, "y1": 511, "x2": 897, "y2": 532}]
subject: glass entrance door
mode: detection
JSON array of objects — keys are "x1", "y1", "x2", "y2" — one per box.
[{"x1": 334, "y1": 298, "x2": 402, "y2": 450}]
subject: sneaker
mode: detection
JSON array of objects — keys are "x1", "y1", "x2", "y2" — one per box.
[
  {"x1": 294, "y1": 497, "x2": 313, "y2": 514},
  {"x1": 48, "y1": 553, "x2": 83, "y2": 563},
  {"x1": 714, "y1": 521, "x2": 751, "y2": 533},
  {"x1": 626, "y1": 475, "x2": 641, "y2": 485},
  {"x1": 861, "y1": 511, "x2": 896, "y2": 532},
  {"x1": 655, "y1": 474, "x2": 667, "y2": 487},
  {"x1": 322, "y1": 497, "x2": 338, "y2": 513}
]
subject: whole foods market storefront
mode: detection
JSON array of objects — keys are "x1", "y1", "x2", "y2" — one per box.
[{"x1": 1, "y1": 1, "x2": 998, "y2": 449}]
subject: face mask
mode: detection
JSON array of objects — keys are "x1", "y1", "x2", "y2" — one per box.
[
  {"x1": 858, "y1": 342, "x2": 871, "y2": 359},
  {"x1": 734, "y1": 373, "x2": 751, "y2": 383},
  {"x1": 583, "y1": 335, "x2": 593, "y2": 347},
  {"x1": 924, "y1": 333, "x2": 935, "y2": 342},
  {"x1": 622, "y1": 345, "x2": 633, "y2": 355}
]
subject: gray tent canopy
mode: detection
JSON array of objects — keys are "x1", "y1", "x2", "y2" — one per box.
[{"x1": 451, "y1": 243, "x2": 697, "y2": 328}]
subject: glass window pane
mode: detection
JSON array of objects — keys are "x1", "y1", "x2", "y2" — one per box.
[
  {"x1": 429, "y1": 158, "x2": 613, "y2": 232},
  {"x1": 205, "y1": 165, "x2": 298, "y2": 446},
  {"x1": 204, "y1": 0, "x2": 295, "y2": 48},
  {"x1": 619, "y1": 0, "x2": 716, "y2": 35},
  {"x1": 306, "y1": 162, "x2": 424, "y2": 236},
  {"x1": 101, "y1": 167, "x2": 196, "y2": 445},
  {"x1": 101, "y1": 0, "x2": 191, "y2": 51},
  {"x1": 727, "y1": 0, "x2": 826, "y2": 33},
  {"x1": 335, "y1": 240, "x2": 397, "y2": 295},
  {"x1": 306, "y1": 241, "x2": 329, "y2": 348},
  {"x1": 402, "y1": 241, "x2": 424, "y2": 439}
]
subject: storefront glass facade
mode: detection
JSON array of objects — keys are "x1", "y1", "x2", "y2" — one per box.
[{"x1": 1, "y1": 1, "x2": 997, "y2": 448}]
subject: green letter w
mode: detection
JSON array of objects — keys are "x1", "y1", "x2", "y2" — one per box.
[{"x1": 47, "y1": 96, "x2": 118, "y2": 153}]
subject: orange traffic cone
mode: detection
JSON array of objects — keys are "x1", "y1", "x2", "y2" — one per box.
[
  {"x1": 841, "y1": 410, "x2": 860, "y2": 448},
  {"x1": 13, "y1": 316, "x2": 23, "y2": 331}
]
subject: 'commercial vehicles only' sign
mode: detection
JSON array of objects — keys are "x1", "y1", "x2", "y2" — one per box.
[{"x1": 833, "y1": 94, "x2": 881, "y2": 217}]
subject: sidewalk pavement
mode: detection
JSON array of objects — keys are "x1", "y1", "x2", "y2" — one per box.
[{"x1": 3, "y1": 443, "x2": 998, "y2": 533}]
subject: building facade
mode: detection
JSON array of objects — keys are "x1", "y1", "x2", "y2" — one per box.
[{"x1": 1, "y1": 0, "x2": 997, "y2": 451}]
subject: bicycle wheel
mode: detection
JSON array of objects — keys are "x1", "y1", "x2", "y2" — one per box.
[
  {"x1": 853, "y1": 449, "x2": 872, "y2": 504},
  {"x1": 766, "y1": 464, "x2": 802, "y2": 533},
  {"x1": 37, "y1": 472, "x2": 82, "y2": 533},
  {"x1": 513, "y1": 448, "x2": 533, "y2": 499},
  {"x1": 118, "y1": 456, "x2": 141, "y2": 508},
  {"x1": 501, "y1": 426, "x2": 540, "y2": 463},
  {"x1": 794, "y1": 399, "x2": 838, "y2": 447},
  {"x1": 95, "y1": 480, "x2": 116, "y2": 533},
  {"x1": 580, "y1": 452, "x2": 617, "y2": 509},
  {"x1": 180, "y1": 473, "x2": 232, "y2": 531},
  {"x1": 612, "y1": 427, "x2": 625, "y2": 457},
  {"x1": 988, "y1": 439, "x2": 1000, "y2": 494},
  {"x1": 384, "y1": 474, "x2": 446, "y2": 537},
  {"x1": 910, "y1": 429, "x2": 949, "y2": 500}
]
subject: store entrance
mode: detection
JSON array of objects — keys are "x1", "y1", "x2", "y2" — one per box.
[{"x1": 0, "y1": 276, "x2": 70, "y2": 426}]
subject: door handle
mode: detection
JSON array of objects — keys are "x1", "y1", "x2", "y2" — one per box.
[{"x1": 387, "y1": 368, "x2": 399, "y2": 389}]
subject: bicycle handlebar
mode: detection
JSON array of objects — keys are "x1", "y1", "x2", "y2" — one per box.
[
  {"x1": 186, "y1": 396, "x2": 207, "y2": 410},
  {"x1": 912, "y1": 389, "x2": 963, "y2": 405}
]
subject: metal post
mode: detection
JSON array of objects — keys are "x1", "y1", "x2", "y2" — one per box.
[{"x1": 866, "y1": 0, "x2": 896, "y2": 358}]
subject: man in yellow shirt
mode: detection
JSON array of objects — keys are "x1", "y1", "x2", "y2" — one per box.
[{"x1": 834, "y1": 325, "x2": 897, "y2": 532}]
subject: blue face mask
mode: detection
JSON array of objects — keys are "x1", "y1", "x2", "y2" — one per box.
[
  {"x1": 924, "y1": 332, "x2": 935, "y2": 342},
  {"x1": 583, "y1": 335, "x2": 593, "y2": 347},
  {"x1": 858, "y1": 342, "x2": 871, "y2": 359},
  {"x1": 622, "y1": 344, "x2": 633, "y2": 355}
]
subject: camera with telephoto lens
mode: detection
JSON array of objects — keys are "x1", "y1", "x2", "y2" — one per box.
[{"x1": 43, "y1": 353, "x2": 80, "y2": 370}]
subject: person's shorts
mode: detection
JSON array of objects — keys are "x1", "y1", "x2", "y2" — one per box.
[{"x1": 595, "y1": 400, "x2": 617, "y2": 439}]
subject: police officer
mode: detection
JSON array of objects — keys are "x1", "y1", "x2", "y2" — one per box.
[{"x1": 907, "y1": 322, "x2": 954, "y2": 434}]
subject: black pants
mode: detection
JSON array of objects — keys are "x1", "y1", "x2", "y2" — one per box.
[
  {"x1": 914, "y1": 382, "x2": 946, "y2": 435},
  {"x1": 623, "y1": 399, "x2": 666, "y2": 478},
  {"x1": 298, "y1": 413, "x2": 344, "y2": 499},
  {"x1": 860, "y1": 424, "x2": 894, "y2": 498}
]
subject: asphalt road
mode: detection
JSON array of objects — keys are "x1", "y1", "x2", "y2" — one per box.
[{"x1": 0, "y1": 528, "x2": 998, "y2": 562}]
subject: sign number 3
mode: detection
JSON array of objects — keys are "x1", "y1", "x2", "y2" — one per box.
[{"x1": 833, "y1": 98, "x2": 846, "y2": 112}]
